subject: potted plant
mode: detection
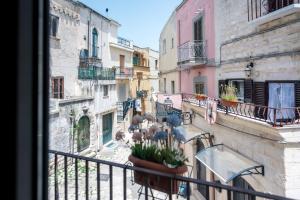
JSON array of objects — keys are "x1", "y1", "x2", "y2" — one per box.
[
  {"x1": 195, "y1": 93, "x2": 207, "y2": 101},
  {"x1": 220, "y1": 83, "x2": 238, "y2": 107},
  {"x1": 128, "y1": 115, "x2": 188, "y2": 194}
]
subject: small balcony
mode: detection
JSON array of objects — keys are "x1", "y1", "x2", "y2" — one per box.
[
  {"x1": 177, "y1": 41, "x2": 207, "y2": 67},
  {"x1": 117, "y1": 36, "x2": 131, "y2": 47},
  {"x1": 79, "y1": 48, "x2": 102, "y2": 68},
  {"x1": 115, "y1": 66, "x2": 133, "y2": 79},
  {"x1": 78, "y1": 66, "x2": 115, "y2": 80},
  {"x1": 248, "y1": 0, "x2": 300, "y2": 21}
]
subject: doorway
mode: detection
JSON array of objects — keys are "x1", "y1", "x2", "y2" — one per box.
[{"x1": 102, "y1": 113, "x2": 113, "y2": 145}]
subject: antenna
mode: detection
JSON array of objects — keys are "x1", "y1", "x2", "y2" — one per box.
[{"x1": 105, "y1": 8, "x2": 109, "y2": 18}]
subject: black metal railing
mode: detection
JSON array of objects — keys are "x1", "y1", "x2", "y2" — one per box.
[
  {"x1": 156, "y1": 102, "x2": 183, "y2": 123},
  {"x1": 118, "y1": 37, "x2": 131, "y2": 47},
  {"x1": 177, "y1": 40, "x2": 207, "y2": 65},
  {"x1": 182, "y1": 93, "x2": 300, "y2": 127},
  {"x1": 115, "y1": 66, "x2": 133, "y2": 79},
  {"x1": 49, "y1": 150, "x2": 293, "y2": 200},
  {"x1": 248, "y1": 0, "x2": 300, "y2": 21}
]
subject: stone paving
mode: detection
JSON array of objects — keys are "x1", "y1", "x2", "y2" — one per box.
[{"x1": 48, "y1": 125, "x2": 194, "y2": 200}]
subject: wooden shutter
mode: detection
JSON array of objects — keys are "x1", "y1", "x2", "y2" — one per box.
[
  {"x1": 253, "y1": 82, "x2": 266, "y2": 119},
  {"x1": 244, "y1": 79, "x2": 253, "y2": 103},
  {"x1": 295, "y1": 81, "x2": 300, "y2": 119},
  {"x1": 218, "y1": 80, "x2": 226, "y2": 98}
]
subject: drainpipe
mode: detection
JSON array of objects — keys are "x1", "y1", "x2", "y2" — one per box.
[{"x1": 88, "y1": 11, "x2": 91, "y2": 56}]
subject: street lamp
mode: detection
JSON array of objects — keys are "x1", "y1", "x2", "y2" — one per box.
[{"x1": 245, "y1": 62, "x2": 253, "y2": 78}]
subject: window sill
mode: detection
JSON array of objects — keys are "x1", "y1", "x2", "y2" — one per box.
[
  {"x1": 250, "y1": 4, "x2": 300, "y2": 26},
  {"x1": 50, "y1": 36, "x2": 60, "y2": 41}
]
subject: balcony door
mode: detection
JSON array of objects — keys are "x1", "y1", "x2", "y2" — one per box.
[
  {"x1": 193, "y1": 17, "x2": 203, "y2": 58},
  {"x1": 120, "y1": 55, "x2": 125, "y2": 72},
  {"x1": 92, "y1": 28, "x2": 98, "y2": 58},
  {"x1": 102, "y1": 113, "x2": 113, "y2": 145}
]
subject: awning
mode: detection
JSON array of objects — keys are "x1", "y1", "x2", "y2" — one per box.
[
  {"x1": 195, "y1": 144, "x2": 264, "y2": 183},
  {"x1": 172, "y1": 125, "x2": 212, "y2": 144}
]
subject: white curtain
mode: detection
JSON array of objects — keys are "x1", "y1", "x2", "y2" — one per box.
[{"x1": 268, "y1": 83, "x2": 295, "y2": 122}]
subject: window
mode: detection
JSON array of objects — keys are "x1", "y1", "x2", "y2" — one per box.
[
  {"x1": 120, "y1": 55, "x2": 125, "y2": 71},
  {"x1": 228, "y1": 80, "x2": 245, "y2": 101},
  {"x1": 195, "y1": 82, "x2": 205, "y2": 94},
  {"x1": 163, "y1": 39, "x2": 166, "y2": 54},
  {"x1": 51, "y1": 77, "x2": 64, "y2": 99},
  {"x1": 266, "y1": 0, "x2": 294, "y2": 13},
  {"x1": 92, "y1": 28, "x2": 98, "y2": 57},
  {"x1": 171, "y1": 38, "x2": 174, "y2": 48},
  {"x1": 103, "y1": 85, "x2": 108, "y2": 97},
  {"x1": 155, "y1": 60, "x2": 158, "y2": 69},
  {"x1": 194, "y1": 17, "x2": 203, "y2": 41},
  {"x1": 164, "y1": 78, "x2": 166, "y2": 93},
  {"x1": 171, "y1": 81, "x2": 175, "y2": 94},
  {"x1": 196, "y1": 139, "x2": 209, "y2": 199},
  {"x1": 49, "y1": 14, "x2": 59, "y2": 37},
  {"x1": 268, "y1": 82, "x2": 295, "y2": 121},
  {"x1": 232, "y1": 177, "x2": 255, "y2": 200}
]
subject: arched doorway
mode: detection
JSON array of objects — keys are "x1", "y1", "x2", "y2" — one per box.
[
  {"x1": 77, "y1": 116, "x2": 90, "y2": 152},
  {"x1": 92, "y1": 28, "x2": 98, "y2": 57},
  {"x1": 196, "y1": 139, "x2": 209, "y2": 199}
]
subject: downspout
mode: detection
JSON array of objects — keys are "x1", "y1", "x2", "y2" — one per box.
[{"x1": 88, "y1": 11, "x2": 91, "y2": 56}]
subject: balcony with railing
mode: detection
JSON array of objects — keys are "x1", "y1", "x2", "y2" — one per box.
[
  {"x1": 115, "y1": 66, "x2": 133, "y2": 79},
  {"x1": 177, "y1": 40, "x2": 207, "y2": 67},
  {"x1": 118, "y1": 36, "x2": 131, "y2": 47},
  {"x1": 48, "y1": 150, "x2": 293, "y2": 200},
  {"x1": 248, "y1": 0, "x2": 300, "y2": 21},
  {"x1": 78, "y1": 66, "x2": 115, "y2": 80},
  {"x1": 79, "y1": 48, "x2": 102, "y2": 68},
  {"x1": 182, "y1": 93, "x2": 300, "y2": 127}
]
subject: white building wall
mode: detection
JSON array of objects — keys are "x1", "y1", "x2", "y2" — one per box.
[
  {"x1": 50, "y1": 0, "x2": 80, "y2": 97},
  {"x1": 159, "y1": 11, "x2": 179, "y2": 94}
]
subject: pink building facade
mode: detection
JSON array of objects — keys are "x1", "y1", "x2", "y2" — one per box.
[{"x1": 176, "y1": 0, "x2": 216, "y2": 97}]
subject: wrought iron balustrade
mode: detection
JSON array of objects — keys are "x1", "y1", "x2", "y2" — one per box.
[
  {"x1": 182, "y1": 93, "x2": 300, "y2": 127},
  {"x1": 78, "y1": 66, "x2": 115, "y2": 80},
  {"x1": 247, "y1": 0, "x2": 300, "y2": 21},
  {"x1": 177, "y1": 40, "x2": 207, "y2": 65},
  {"x1": 118, "y1": 37, "x2": 131, "y2": 47},
  {"x1": 48, "y1": 150, "x2": 293, "y2": 200},
  {"x1": 115, "y1": 66, "x2": 133, "y2": 79}
]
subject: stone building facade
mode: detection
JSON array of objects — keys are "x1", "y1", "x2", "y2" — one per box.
[{"x1": 49, "y1": 0, "x2": 124, "y2": 155}]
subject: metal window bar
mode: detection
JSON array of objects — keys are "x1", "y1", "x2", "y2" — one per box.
[
  {"x1": 248, "y1": 0, "x2": 298, "y2": 21},
  {"x1": 49, "y1": 150, "x2": 294, "y2": 200}
]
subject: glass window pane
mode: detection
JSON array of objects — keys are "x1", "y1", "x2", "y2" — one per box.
[{"x1": 195, "y1": 144, "x2": 262, "y2": 183}]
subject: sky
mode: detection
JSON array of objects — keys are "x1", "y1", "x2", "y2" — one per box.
[{"x1": 79, "y1": 0, "x2": 182, "y2": 51}]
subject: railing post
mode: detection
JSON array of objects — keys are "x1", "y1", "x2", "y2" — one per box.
[
  {"x1": 54, "y1": 154, "x2": 59, "y2": 200},
  {"x1": 123, "y1": 168, "x2": 127, "y2": 200},
  {"x1": 273, "y1": 108, "x2": 277, "y2": 127}
]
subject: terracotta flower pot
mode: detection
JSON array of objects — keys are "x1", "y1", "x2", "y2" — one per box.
[
  {"x1": 128, "y1": 155, "x2": 188, "y2": 194},
  {"x1": 221, "y1": 99, "x2": 238, "y2": 108},
  {"x1": 195, "y1": 95, "x2": 207, "y2": 101}
]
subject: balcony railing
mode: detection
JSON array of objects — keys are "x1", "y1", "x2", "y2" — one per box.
[
  {"x1": 79, "y1": 56, "x2": 102, "y2": 68},
  {"x1": 49, "y1": 150, "x2": 292, "y2": 200},
  {"x1": 115, "y1": 66, "x2": 133, "y2": 79},
  {"x1": 118, "y1": 37, "x2": 131, "y2": 47},
  {"x1": 248, "y1": 0, "x2": 300, "y2": 21},
  {"x1": 78, "y1": 66, "x2": 115, "y2": 80},
  {"x1": 182, "y1": 93, "x2": 300, "y2": 127},
  {"x1": 177, "y1": 40, "x2": 207, "y2": 66}
]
